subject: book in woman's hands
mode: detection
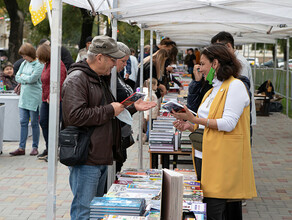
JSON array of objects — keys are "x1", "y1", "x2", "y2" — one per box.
[
  {"x1": 120, "y1": 92, "x2": 146, "y2": 106},
  {"x1": 162, "y1": 101, "x2": 197, "y2": 115}
]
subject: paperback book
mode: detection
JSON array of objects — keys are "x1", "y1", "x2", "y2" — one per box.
[
  {"x1": 162, "y1": 101, "x2": 197, "y2": 115},
  {"x1": 121, "y1": 92, "x2": 146, "y2": 106}
]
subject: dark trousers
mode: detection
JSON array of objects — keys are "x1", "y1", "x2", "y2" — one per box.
[
  {"x1": 194, "y1": 157, "x2": 202, "y2": 181},
  {"x1": 203, "y1": 198, "x2": 242, "y2": 220},
  {"x1": 39, "y1": 101, "x2": 62, "y2": 151}
]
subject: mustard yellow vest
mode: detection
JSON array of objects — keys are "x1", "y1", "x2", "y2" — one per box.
[{"x1": 197, "y1": 76, "x2": 257, "y2": 199}]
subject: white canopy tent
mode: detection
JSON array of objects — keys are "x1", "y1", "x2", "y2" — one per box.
[{"x1": 47, "y1": 0, "x2": 292, "y2": 219}]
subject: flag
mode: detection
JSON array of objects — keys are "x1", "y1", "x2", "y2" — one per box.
[{"x1": 29, "y1": 0, "x2": 52, "y2": 26}]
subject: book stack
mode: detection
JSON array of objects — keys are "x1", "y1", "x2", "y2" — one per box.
[
  {"x1": 180, "y1": 131, "x2": 192, "y2": 152},
  {"x1": 89, "y1": 197, "x2": 146, "y2": 220},
  {"x1": 103, "y1": 215, "x2": 146, "y2": 220},
  {"x1": 149, "y1": 118, "x2": 175, "y2": 152}
]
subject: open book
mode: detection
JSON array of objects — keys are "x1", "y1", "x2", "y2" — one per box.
[
  {"x1": 120, "y1": 92, "x2": 146, "y2": 106},
  {"x1": 162, "y1": 101, "x2": 197, "y2": 115}
]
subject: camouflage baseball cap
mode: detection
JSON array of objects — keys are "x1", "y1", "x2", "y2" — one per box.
[{"x1": 89, "y1": 35, "x2": 125, "y2": 59}]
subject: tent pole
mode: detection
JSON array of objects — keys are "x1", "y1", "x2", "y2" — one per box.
[
  {"x1": 138, "y1": 27, "x2": 145, "y2": 169},
  {"x1": 156, "y1": 32, "x2": 161, "y2": 45},
  {"x1": 273, "y1": 40, "x2": 277, "y2": 86},
  {"x1": 149, "y1": 30, "x2": 153, "y2": 144},
  {"x1": 254, "y1": 43, "x2": 256, "y2": 86},
  {"x1": 286, "y1": 37, "x2": 290, "y2": 117},
  {"x1": 47, "y1": 0, "x2": 62, "y2": 219},
  {"x1": 108, "y1": 0, "x2": 118, "y2": 190},
  {"x1": 263, "y1": 43, "x2": 266, "y2": 64}
]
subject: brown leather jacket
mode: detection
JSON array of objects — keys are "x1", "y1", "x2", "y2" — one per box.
[{"x1": 61, "y1": 61, "x2": 121, "y2": 165}]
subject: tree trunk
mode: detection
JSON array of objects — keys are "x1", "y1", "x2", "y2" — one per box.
[
  {"x1": 4, "y1": 0, "x2": 24, "y2": 63},
  {"x1": 78, "y1": 9, "x2": 94, "y2": 50}
]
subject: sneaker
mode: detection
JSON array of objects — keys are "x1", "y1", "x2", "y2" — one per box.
[
  {"x1": 37, "y1": 150, "x2": 48, "y2": 159},
  {"x1": 9, "y1": 148, "x2": 25, "y2": 156},
  {"x1": 242, "y1": 200, "x2": 247, "y2": 206},
  {"x1": 30, "y1": 148, "x2": 39, "y2": 156}
]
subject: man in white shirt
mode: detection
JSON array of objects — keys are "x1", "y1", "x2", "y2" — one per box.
[{"x1": 211, "y1": 31, "x2": 256, "y2": 128}]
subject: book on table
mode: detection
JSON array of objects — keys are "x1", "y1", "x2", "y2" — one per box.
[
  {"x1": 162, "y1": 101, "x2": 197, "y2": 115},
  {"x1": 120, "y1": 92, "x2": 146, "y2": 106},
  {"x1": 160, "y1": 169, "x2": 184, "y2": 220}
]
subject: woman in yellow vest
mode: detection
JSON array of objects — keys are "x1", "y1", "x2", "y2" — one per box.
[{"x1": 172, "y1": 44, "x2": 257, "y2": 220}]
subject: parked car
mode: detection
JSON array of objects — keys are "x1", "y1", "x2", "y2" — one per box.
[
  {"x1": 246, "y1": 58, "x2": 259, "y2": 67},
  {"x1": 278, "y1": 59, "x2": 292, "y2": 68},
  {"x1": 260, "y1": 58, "x2": 283, "y2": 68}
]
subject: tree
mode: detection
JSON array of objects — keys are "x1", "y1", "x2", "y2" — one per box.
[
  {"x1": 3, "y1": 0, "x2": 24, "y2": 63},
  {"x1": 78, "y1": 8, "x2": 94, "y2": 50}
]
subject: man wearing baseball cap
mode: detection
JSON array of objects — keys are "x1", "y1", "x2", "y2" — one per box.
[{"x1": 61, "y1": 35, "x2": 126, "y2": 220}]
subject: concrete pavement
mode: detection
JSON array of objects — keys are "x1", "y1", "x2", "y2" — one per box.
[{"x1": 0, "y1": 112, "x2": 291, "y2": 219}]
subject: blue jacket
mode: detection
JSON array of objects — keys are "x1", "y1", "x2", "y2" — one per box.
[{"x1": 15, "y1": 60, "x2": 44, "y2": 111}]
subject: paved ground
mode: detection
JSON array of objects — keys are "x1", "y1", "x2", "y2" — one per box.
[{"x1": 0, "y1": 112, "x2": 291, "y2": 219}]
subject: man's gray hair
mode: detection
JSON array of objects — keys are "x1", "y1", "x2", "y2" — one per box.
[
  {"x1": 87, "y1": 51, "x2": 96, "y2": 61},
  {"x1": 117, "y1": 42, "x2": 131, "y2": 56}
]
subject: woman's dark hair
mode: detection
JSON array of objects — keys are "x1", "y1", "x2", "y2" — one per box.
[
  {"x1": 201, "y1": 43, "x2": 241, "y2": 81},
  {"x1": 168, "y1": 46, "x2": 178, "y2": 63},
  {"x1": 36, "y1": 44, "x2": 51, "y2": 63},
  {"x1": 18, "y1": 43, "x2": 36, "y2": 59}
]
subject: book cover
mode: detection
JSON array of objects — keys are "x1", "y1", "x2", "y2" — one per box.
[
  {"x1": 121, "y1": 92, "x2": 146, "y2": 106},
  {"x1": 90, "y1": 197, "x2": 145, "y2": 210},
  {"x1": 162, "y1": 101, "x2": 197, "y2": 115}
]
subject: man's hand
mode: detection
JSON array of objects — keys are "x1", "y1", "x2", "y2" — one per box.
[
  {"x1": 193, "y1": 64, "x2": 202, "y2": 81},
  {"x1": 111, "y1": 102, "x2": 125, "y2": 116},
  {"x1": 134, "y1": 99, "x2": 157, "y2": 111}
]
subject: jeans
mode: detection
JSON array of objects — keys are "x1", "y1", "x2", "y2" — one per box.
[
  {"x1": 39, "y1": 101, "x2": 62, "y2": 150},
  {"x1": 19, "y1": 107, "x2": 40, "y2": 149},
  {"x1": 69, "y1": 165, "x2": 108, "y2": 220}
]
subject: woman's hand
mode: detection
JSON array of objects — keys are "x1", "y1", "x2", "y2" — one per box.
[
  {"x1": 193, "y1": 64, "x2": 202, "y2": 81},
  {"x1": 171, "y1": 105, "x2": 196, "y2": 123},
  {"x1": 173, "y1": 120, "x2": 194, "y2": 132},
  {"x1": 134, "y1": 99, "x2": 157, "y2": 111}
]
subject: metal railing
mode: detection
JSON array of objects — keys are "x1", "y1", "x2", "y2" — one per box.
[{"x1": 253, "y1": 67, "x2": 292, "y2": 117}]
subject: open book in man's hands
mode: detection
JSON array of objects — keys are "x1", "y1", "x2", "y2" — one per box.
[
  {"x1": 120, "y1": 92, "x2": 146, "y2": 106},
  {"x1": 162, "y1": 101, "x2": 197, "y2": 115}
]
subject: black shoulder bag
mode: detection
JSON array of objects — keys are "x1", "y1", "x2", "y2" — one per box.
[{"x1": 59, "y1": 126, "x2": 95, "y2": 166}]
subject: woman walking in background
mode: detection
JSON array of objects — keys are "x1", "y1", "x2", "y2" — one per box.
[
  {"x1": 10, "y1": 43, "x2": 44, "y2": 156},
  {"x1": 36, "y1": 43, "x2": 67, "y2": 160}
]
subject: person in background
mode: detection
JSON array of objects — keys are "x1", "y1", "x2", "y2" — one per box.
[
  {"x1": 184, "y1": 48, "x2": 196, "y2": 79},
  {"x1": 13, "y1": 58, "x2": 25, "y2": 75},
  {"x1": 211, "y1": 31, "x2": 256, "y2": 129},
  {"x1": 0, "y1": 61, "x2": 18, "y2": 90},
  {"x1": 138, "y1": 45, "x2": 150, "y2": 62},
  {"x1": 38, "y1": 39, "x2": 74, "y2": 70},
  {"x1": 115, "y1": 42, "x2": 157, "y2": 172},
  {"x1": 144, "y1": 78, "x2": 159, "y2": 141},
  {"x1": 172, "y1": 44, "x2": 257, "y2": 220},
  {"x1": 75, "y1": 36, "x2": 93, "y2": 62},
  {"x1": 9, "y1": 43, "x2": 44, "y2": 156},
  {"x1": 135, "y1": 49, "x2": 168, "y2": 99},
  {"x1": 124, "y1": 48, "x2": 139, "y2": 90},
  {"x1": 36, "y1": 43, "x2": 67, "y2": 161},
  {"x1": 195, "y1": 48, "x2": 200, "y2": 64}
]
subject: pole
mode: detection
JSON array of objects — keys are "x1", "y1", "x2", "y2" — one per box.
[
  {"x1": 45, "y1": 0, "x2": 52, "y2": 30},
  {"x1": 47, "y1": 0, "x2": 62, "y2": 219},
  {"x1": 108, "y1": 0, "x2": 118, "y2": 190},
  {"x1": 138, "y1": 27, "x2": 145, "y2": 169},
  {"x1": 149, "y1": 30, "x2": 153, "y2": 141},
  {"x1": 97, "y1": 13, "x2": 100, "y2": 36},
  {"x1": 263, "y1": 43, "x2": 266, "y2": 65},
  {"x1": 273, "y1": 40, "x2": 277, "y2": 86},
  {"x1": 254, "y1": 43, "x2": 256, "y2": 86},
  {"x1": 286, "y1": 37, "x2": 289, "y2": 117},
  {"x1": 156, "y1": 32, "x2": 161, "y2": 45}
]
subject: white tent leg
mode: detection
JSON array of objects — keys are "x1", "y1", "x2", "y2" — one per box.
[
  {"x1": 47, "y1": 0, "x2": 62, "y2": 219},
  {"x1": 286, "y1": 37, "x2": 290, "y2": 117},
  {"x1": 149, "y1": 30, "x2": 153, "y2": 139},
  {"x1": 108, "y1": 15, "x2": 118, "y2": 190},
  {"x1": 273, "y1": 40, "x2": 277, "y2": 86},
  {"x1": 138, "y1": 27, "x2": 145, "y2": 169},
  {"x1": 254, "y1": 43, "x2": 256, "y2": 85}
]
